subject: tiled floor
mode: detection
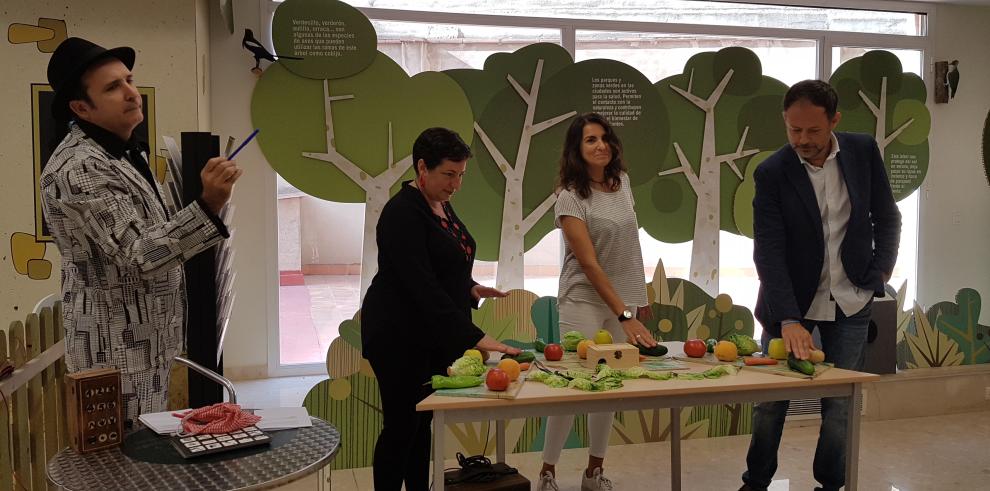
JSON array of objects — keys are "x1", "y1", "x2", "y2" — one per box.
[{"x1": 234, "y1": 376, "x2": 990, "y2": 491}]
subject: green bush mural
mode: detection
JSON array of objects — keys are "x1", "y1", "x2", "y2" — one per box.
[
  {"x1": 645, "y1": 258, "x2": 755, "y2": 343},
  {"x1": 927, "y1": 289, "x2": 990, "y2": 365},
  {"x1": 890, "y1": 287, "x2": 990, "y2": 369}
]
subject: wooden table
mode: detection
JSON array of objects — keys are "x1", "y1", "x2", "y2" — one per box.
[{"x1": 418, "y1": 361, "x2": 879, "y2": 490}]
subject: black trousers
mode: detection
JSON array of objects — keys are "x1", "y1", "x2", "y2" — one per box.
[{"x1": 367, "y1": 352, "x2": 440, "y2": 491}]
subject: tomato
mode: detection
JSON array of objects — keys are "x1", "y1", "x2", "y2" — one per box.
[
  {"x1": 683, "y1": 339, "x2": 707, "y2": 358},
  {"x1": 485, "y1": 368, "x2": 510, "y2": 391},
  {"x1": 543, "y1": 343, "x2": 564, "y2": 361}
]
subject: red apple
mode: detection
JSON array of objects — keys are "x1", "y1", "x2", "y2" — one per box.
[
  {"x1": 485, "y1": 368, "x2": 510, "y2": 391},
  {"x1": 684, "y1": 339, "x2": 707, "y2": 358},
  {"x1": 543, "y1": 343, "x2": 564, "y2": 361}
]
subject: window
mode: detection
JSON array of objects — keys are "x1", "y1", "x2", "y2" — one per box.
[
  {"x1": 267, "y1": 0, "x2": 931, "y2": 371},
  {"x1": 341, "y1": 1, "x2": 926, "y2": 36}
]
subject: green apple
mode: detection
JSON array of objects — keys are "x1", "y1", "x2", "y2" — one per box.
[{"x1": 593, "y1": 329, "x2": 613, "y2": 344}]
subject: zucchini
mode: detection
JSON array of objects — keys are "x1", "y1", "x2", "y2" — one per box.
[
  {"x1": 533, "y1": 338, "x2": 547, "y2": 353},
  {"x1": 638, "y1": 343, "x2": 669, "y2": 357},
  {"x1": 502, "y1": 351, "x2": 536, "y2": 363},
  {"x1": 787, "y1": 354, "x2": 815, "y2": 376}
]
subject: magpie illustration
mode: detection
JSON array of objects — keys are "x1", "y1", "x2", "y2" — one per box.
[
  {"x1": 947, "y1": 60, "x2": 960, "y2": 99},
  {"x1": 242, "y1": 29, "x2": 302, "y2": 71}
]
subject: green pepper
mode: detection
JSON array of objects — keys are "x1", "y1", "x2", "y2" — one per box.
[{"x1": 431, "y1": 375, "x2": 483, "y2": 389}]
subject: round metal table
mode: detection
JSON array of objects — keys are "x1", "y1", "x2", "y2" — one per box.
[{"x1": 47, "y1": 417, "x2": 340, "y2": 490}]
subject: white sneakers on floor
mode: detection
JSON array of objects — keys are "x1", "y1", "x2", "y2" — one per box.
[
  {"x1": 540, "y1": 467, "x2": 613, "y2": 490},
  {"x1": 539, "y1": 471, "x2": 560, "y2": 491},
  {"x1": 581, "y1": 467, "x2": 614, "y2": 491}
]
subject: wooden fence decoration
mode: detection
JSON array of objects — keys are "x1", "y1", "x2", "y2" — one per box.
[{"x1": 0, "y1": 302, "x2": 67, "y2": 491}]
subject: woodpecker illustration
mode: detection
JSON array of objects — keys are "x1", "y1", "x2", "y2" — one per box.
[
  {"x1": 947, "y1": 60, "x2": 960, "y2": 99},
  {"x1": 242, "y1": 28, "x2": 302, "y2": 71}
]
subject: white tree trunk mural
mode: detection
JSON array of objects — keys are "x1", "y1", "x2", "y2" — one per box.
[
  {"x1": 302, "y1": 80, "x2": 413, "y2": 299},
  {"x1": 473, "y1": 59, "x2": 576, "y2": 290},
  {"x1": 658, "y1": 69, "x2": 759, "y2": 296},
  {"x1": 859, "y1": 77, "x2": 914, "y2": 156}
]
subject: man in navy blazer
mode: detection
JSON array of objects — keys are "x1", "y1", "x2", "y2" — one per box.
[{"x1": 739, "y1": 80, "x2": 901, "y2": 491}]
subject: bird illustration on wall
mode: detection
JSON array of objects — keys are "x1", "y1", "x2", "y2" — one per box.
[
  {"x1": 947, "y1": 60, "x2": 960, "y2": 99},
  {"x1": 242, "y1": 28, "x2": 302, "y2": 74}
]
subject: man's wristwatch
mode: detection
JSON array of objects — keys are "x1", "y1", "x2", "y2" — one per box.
[{"x1": 617, "y1": 309, "x2": 634, "y2": 322}]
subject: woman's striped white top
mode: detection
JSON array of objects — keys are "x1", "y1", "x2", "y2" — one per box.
[{"x1": 555, "y1": 172, "x2": 648, "y2": 308}]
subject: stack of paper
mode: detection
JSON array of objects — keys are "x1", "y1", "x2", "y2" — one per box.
[
  {"x1": 254, "y1": 407, "x2": 312, "y2": 430},
  {"x1": 138, "y1": 409, "x2": 186, "y2": 435}
]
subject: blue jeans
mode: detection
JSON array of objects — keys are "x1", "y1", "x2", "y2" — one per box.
[{"x1": 741, "y1": 301, "x2": 872, "y2": 491}]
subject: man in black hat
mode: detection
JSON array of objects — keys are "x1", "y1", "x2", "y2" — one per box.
[{"x1": 40, "y1": 37, "x2": 242, "y2": 425}]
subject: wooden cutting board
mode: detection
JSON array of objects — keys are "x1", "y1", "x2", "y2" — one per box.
[
  {"x1": 537, "y1": 351, "x2": 687, "y2": 372},
  {"x1": 674, "y1": 354, "x2": 832, "y2": 379},
  {"x1": 433, "y1": 371, "x2": 526, "y2": 399}
]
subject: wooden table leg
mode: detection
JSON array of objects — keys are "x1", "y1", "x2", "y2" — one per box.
[
  {"x1": 495, "y1": 420, "x2": 506, "y2": 463},
  {"x1": 434, "y1": 410, "x2": 445, "y2": 491},
  {"x1": 671, "y1": 407, "x2": 681, "y2": 491},
  {"x1": 845, "y1": 383, "x2": 862, "y2": 491}
]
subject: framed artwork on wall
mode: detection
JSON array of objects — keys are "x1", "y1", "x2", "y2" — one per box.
[{"x1": 31, "y1": 84, "x2": 156, "y2": 241}]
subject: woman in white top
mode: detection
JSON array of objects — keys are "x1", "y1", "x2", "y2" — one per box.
[{"x1": 539, "y1": 113, "x2": 658, "y2": 491}]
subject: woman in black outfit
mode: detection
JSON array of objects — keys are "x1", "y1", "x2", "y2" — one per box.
[{"x1": 361, "y1": 127, "x2": 521, "y2": 491}]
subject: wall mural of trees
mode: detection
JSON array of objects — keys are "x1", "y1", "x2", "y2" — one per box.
[{"x1": 246, "y1": 0, "x2": 987, "y2": 470}]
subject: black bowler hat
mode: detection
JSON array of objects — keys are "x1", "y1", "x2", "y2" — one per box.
[{"x1": 47, "y1": 37, "x2": 135, "y2": 120}]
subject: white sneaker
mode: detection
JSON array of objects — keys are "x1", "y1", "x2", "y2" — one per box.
[
  {"x1": 581, "y1": 467, "x2": 613, "y2": 491},
  {"x1": 539, "y1": 471, "x2": 559, "y2": 491}
]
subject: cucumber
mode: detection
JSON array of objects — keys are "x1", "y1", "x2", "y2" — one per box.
[
  {"x1": 533, "y1": 338, "x2": 547, "y2": 353},
  {"x1": 787, "y1": 354, "x2": 815, "y2": 376},
  {"x1": 502, "y1": 351, "x2": 536, "y2": 363},
  {"x1": 638, "y1": 344, "x2": 669, "y2": 357}
]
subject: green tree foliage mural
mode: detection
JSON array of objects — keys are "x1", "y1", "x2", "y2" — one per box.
[
  {"x1": 643, "y1": 47, "x2": 787, "y2": 295},
  {"x1": 446, "y1": 43, "x2": 667, "y2": 289},
  {"x1": 252, "y1": 57, "x2": 473, "y2": 295},
  {"x1": 253, "y1": 0, "x2": 474, "y2": 295},
  {"x1": 830, "y1": 50, "x2": 931, "y2": 200}
]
